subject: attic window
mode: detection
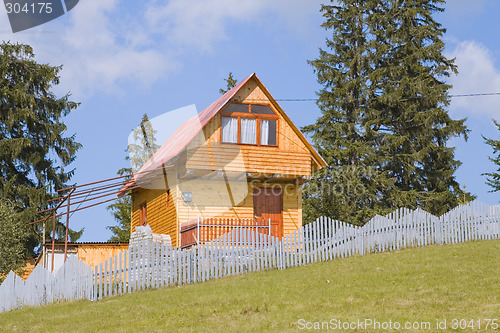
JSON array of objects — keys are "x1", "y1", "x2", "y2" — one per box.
[
  {"x1": 221, "y1": 103, "x2": 278, "y2": 146},
  {"x1": 251, "y1": 105, "x2": 274, "y2": 115},
  {"x1": 224, "y1": 103, "x2": 249, "y2": 113}
]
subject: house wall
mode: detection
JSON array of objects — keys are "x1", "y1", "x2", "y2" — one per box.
[
  {"x1": 77, "y1": 244, "x2": 128, "y2": 267},
  {"x1": 176, "y1": 181, "x2": 302, "y2": 235},
  {"x1": 186, "y1": 143, "x2": 312, "y2": 176},
  {"x1": 40, "y1": 244, "x2": 129, "y2": 272},
  {"x1": 131, "y1": 188, "x2": 178, "y2": 247},
  {"x1": 131, "y1": 180, "x2": 302, "y2": 246},
  {"x1": 39, "y1": 246, "x2": 77, "y2": 273},
  {"x1": 282, "y1": 183, "x2": 302, "y2": 234},
  {"x1": 176, "y1": 180, "x2": 254, "y2": 225}
]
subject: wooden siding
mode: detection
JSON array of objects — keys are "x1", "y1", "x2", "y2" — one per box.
[
  {"x1": 282, "y1": 183, "x2": 302, "y2": 234},
  {"x1": 176, "y1": 180, "x2": 254, "y2": 226},
  {"x1": 186, "y1": 143, "x2": 311, "y2": 176},
  {"x1": 232, "y1": 78, "x2": 268, "y2": 104},
  {"x1": 131, "y1": 188, "x2": 178, "y2": 247},
  {"x1": 203, "y1": 113, "x2": 221, "y2": 145},
  {"x1": 176, "y1": 181, "x2": 301, "y2": 236}
]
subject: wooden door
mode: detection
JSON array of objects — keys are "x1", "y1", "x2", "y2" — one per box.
[{"x1": 253, "y1": 187, "x2": 283, "y2": 238}]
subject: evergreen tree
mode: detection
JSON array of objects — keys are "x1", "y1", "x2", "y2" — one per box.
[
  {"x1": 127, "y1": 114, "x2": 160, "y2": 173},
  {"x1": 303, "y1": 1, "x2": 395, "y2": 225},
  {"x1": 0, "y1": 42, "x2": 82, "y2": 256},
  {"x1": 107, "y1": 167, "x2": 132, "y2": 242},
  {"x1": 106, "y1": 114, "x2": 160, "y2": 241},
  {"x1": 219, "y1": 72, "x2": 238, "y2": 95},
  {"x1": 483, "y1": 120, "x2": 500, "y2": 195},
  {"x1": 375, "y1": 0, "x2": 472, "y2": 215},
  {"x1": 304, "y1": 0, "x2": 472, "y2": 224},
  {"x1": 0, "y1": 201, "x2": 25, "y2": 276}
]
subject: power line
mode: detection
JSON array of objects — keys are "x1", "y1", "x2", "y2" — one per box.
[
  {"x1": 275, "y1": 92, "x2": 500, "y2": 102},
  {"x1": 450, "y1": 92, "x2": 500, "y2": 97},
  {"x1": 276, "y1": 98, "x2": 317, "y2": 102}
]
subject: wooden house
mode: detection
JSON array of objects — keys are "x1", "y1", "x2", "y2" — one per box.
[{"x1": 120, "y1": 73, "x2": 326, "y2": 248}]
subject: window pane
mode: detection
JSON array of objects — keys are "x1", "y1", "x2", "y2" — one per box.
[
  {"x1": 261, "y1": 120, "x2": 277, "y2": 146},
  {"x1": 221, "y1": 117, "x2": 238, "y2": 143},
  {"x1": 241, "y1": 118, "x2": 257, "y2": 144},
  {"x1": 251, "y1": 104, "x2": 274, "y2": 115},
  {"x1": 224, "y1": 103, "x2": 249, "y2": 113}
]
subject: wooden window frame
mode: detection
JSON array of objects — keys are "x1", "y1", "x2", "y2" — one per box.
[{"x1": 220, "y1": 103, "x2": 279, "y2": 147}]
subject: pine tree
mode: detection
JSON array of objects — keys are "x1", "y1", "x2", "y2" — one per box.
[
  {"x1": 0, "y1": 42, "x2": 82, "y2": 257},
  {"x1": 303, "y1": 1, "x2": 395, "y2": 225},
  {"x1": 304, "y1": 0, "x2": 472, "y2": 224},
  {"x1": 483, "y1": 120, "x2": 500, "y2": 195},
  {"x1": 219, "y1": 72, "x2": 238, "y2": 95}
]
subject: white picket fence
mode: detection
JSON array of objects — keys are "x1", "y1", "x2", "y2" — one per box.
[{"x1": 1, "y1": 201, "x2": 498, "y2": 313}]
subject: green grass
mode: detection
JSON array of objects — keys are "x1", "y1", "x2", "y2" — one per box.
[{"x1": 0, "y1": 241, "x2": 498, "y2": 332}]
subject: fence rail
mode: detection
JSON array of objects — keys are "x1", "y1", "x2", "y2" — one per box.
[{"x1": 1, "y1": 201, "x2": 499, "y2": 312}]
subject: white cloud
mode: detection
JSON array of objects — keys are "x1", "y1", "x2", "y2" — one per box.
[
  {"x1": 448, "y1": 41, "x2": 500, "y2": 120},
  {"x1": 1, "y1": 0, "x2": 322, "y2": 99},
  {"x1": 145, "y1": 0, "x2": 260, "y2": 51},
  {"x1": 145, "y1": 0, "x2": 323, "y2": 51},
  {"x1": 1, "y1": 0, "x2": 174, "y2": 99}
]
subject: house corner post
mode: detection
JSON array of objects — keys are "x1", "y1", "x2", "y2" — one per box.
[{"x1": 197, "y1": 216, "x2": 200, "y2": 246}]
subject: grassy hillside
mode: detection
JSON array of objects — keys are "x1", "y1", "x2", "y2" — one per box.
[{"x1": 0, "y1": 240, "x2": 498, "y2": 332}]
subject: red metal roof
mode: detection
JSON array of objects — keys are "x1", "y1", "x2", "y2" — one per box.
[{"x1": 119, "y1": 73, "x2": 255, "y2": 195}]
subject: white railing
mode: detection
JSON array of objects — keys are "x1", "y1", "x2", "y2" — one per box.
[
  {"x1": 1, "y1": 201, "x2": 498, "y2": 312},
  {"x1": 179, "y1": 217, "x2": 271, "y2": 249}
]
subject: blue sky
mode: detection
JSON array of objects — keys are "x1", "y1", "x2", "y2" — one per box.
[{"x1": 1, "y1": 0, "x2": 499, "y2": 242}]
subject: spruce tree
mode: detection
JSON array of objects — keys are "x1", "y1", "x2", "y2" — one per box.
[
  {"x1": 483, "y1": 120, "x2": 500, "y2": 195},
  {"x1": 0, "y1": 201, "x2": 25, "y2": 276},
  {"x1": 107, "y1": 167, "x2": 132, "y2": 242},
  {"x1": 0, "y1": 42, "x2": 82, "y2": 256},
  {"x1": 304, "y1": 0, "x2": 472, "y2": 224},
  {"x1": 127, "y1": 114, "x2": 160, "y2": 173},
  {"x1": 219, "y1": 72, "x2": 238, "y2": 95},
  {"x1": 303, "y1": 1, "x2": 394, "y2": 225},
  {"x1": 107, "y1": 114, "x2": 160, "y2": 241},
  {"x1": 374, "y1": 0, "x2": 472, "y2": 215}
]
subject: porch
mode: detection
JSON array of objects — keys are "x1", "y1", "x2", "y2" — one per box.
[{"x1": 179, "y1": 217, "x2": 271, "y2": 249}]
